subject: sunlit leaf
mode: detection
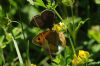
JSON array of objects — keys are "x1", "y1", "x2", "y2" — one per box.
[
  {"x1": 0, "y1": 36, "x2": 6, "y2": 48},
  {"x1": 34, "y1": 0, "x2": 46, "y2": 8},
  {"x1": 88, "y1": 25, "x2": 100, "y2": 43},
  {"x1": 27, "y1": 0, "x2": 34, "y2": 5},
  {"x1": 95, "y1": 0, "x2": 100, "y2": 4},
  {"x1": 62, "y1": 0, "x2": 74, "y2": 6}
]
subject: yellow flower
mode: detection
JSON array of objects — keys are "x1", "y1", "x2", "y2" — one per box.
[
  {"x1": 52, "y1": 22, "x2": 64, "y2": 32},
  {"x1": 72, "y1": 54, "x2": 79, "y2": 66},
  {"x1": 72, "y1": 54, "x2": 82, "y2": 66},
  {"x1": 72, "y1": 50, "x2": 90, "y2": 66},
  {"x1": 78, "y1": 50, "x2": 90, "y2": 59},
  {"x1": 31, "y1": 64, "x2": 36, "y2": 66}
]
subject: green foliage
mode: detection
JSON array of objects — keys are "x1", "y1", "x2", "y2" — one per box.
[
  {"x1": 0, "y1": 36, "x2": 5, "y2": 48},
  {"x1": 0, "y1": 0, "x2": 100, "y2": 66},
  {"x1": 88, "y1": 25, "x2": 100, "y2": 43},
  {"x1": 52, "y1": 46, "x2": 72, "y2": 66},
  {"x1": 62, "y1": 0, "x2": 74, "y2": 6},
  {"x1": 32, "y1": 0, "x2": 46, "y2": 8},
  {"x1": 95, "y1": 0, "x2": 100, "y2": 4}
]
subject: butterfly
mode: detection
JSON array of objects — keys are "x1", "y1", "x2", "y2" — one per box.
[
  {"x1": 31, "y1": 10, "x2": 55, "y2": 29},
  {"x1": 32, "y1": 30, "x2": 66, "y2": 55}
]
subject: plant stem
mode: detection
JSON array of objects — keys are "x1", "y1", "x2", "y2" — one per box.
[
  {"x1": 71, "y1": 6, "x2": 75, "y2": 30},
  {"x1": 0, "y1": 48, "x2": 5, "y2": 64},
  {"x1": 53, "y1": 9, "x2": 63, "y2": 21},
  {"x1": 27, "y1": 40, "x2": 29, "y2": 59},
  {"x1": 12, "y1": 35, "x2": 24, "y2": 64},
  {"x1": 69, "y1": 35, "x2": 76, "y2": 54},
  {"x1": 73, "y1": 33, "x2": 76, "y2": 47},
  {"x1": 53, "y1": 8, "x2": 76, "y2": 54},
  {"x1": 71, "y1": 5, "x2": 77, "y2": 47},
  {"x1": 20, "y1": 22, "x2": 26, "y2": 40}
]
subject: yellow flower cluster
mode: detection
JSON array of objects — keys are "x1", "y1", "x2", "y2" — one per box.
[
  {"x1": 72, "y1": 50, "x2": 90, "y2": 66},
  {"x1": 52, "y1": 22, "x2": 65, "y2": 32}
]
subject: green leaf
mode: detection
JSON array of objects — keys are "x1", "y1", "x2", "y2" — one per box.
[
  {"x1": 95, "y1": 0, "x2": 100, "y2": 4},
  {"x1": 34, "y1": 0, "x2": 46, "y2": 8},
  {"x1": 88, "y1": 25, "x2": 100, "y2": 43},
  {"x1": 46, "y1": 0, "x2": 57, "y2": 9},
  {"x1": 12, "y1": 27, "x2": 21, "y2": 37},
  {"x1": 53, "y1": 55, "x2": 63, "y2": 64},
  {"x1": 0, "y1": 36, "x2": 4, "y2": 43},
  {"x1": 62, "y1": 0, "x2": 74, "y2": 6},
  {"x1": 92, "y1": 44, "x2": 100, "y2": 53},
  {"x1": 27, "y1": 0, "x2": 46, "y2": 8},
  {"x1": 88, "y1": 61, "x2": 100, "y2": 66},
  {"x1": 0, "y1": 36, "x2": 6, "y2": 48},
  {"x1": 27, "y1": 0, "x2": 34, "y2": 5}
]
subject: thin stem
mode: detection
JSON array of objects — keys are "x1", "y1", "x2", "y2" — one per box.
[
  {"x1": 0, "y1": 48, "x2": 5, "y2": 64},
  {"x1": 71, "y1": 5, "x2": 76, "y2": 46},
  {"x1": 26, "y1": 40, "x2": 31, "y2": 66},
  {"x1": 12, "y1": 35, "x2": 24, "y2": 64},
  {"x1": 69, "y1": 35, "x2": 76, "y2": 54},
  {"x1": 53, "y1": 9, "x2": 63, "y2": 21},
  {"x1": 20, "y1": 22, "x2": 26, "y2": 40},
  {"x1": 73, "y1": 33, "x2": 76, "y2": 47},
  {"x1": 27, "y1": 40, "x2": 29, "y2": 59},
  {"x1": 71, "y1": 6, "x2": 75, "y2": 30},
  {"x1": 75, "y1": 0, "x2": 78, "y2": 16},
  {"x1": 18, "y1": 11, "x2": 26, "y2": 40},
  {"x1": 53, "y1": 6, "x2": 76, "y2": 54}
]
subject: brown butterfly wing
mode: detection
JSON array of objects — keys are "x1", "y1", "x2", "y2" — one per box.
[
  {"x1": 31, "y1": 10, "x2": 55, "y2": 29},
  {"x1": 45, "y1": 31, "x2": 66, "y2": 54},
  {"x1": 44, "y1": 31, "x2": 59, "y2": 53},
  {"x1": 41, "y1": 10, "x2": 55, "y2": 29},
  {"x1": 32, "y1": 31, "x2": 58, "y2": 53},
  {"x1": 31, "y1": 15, "x2": 44, "y2": 28},
  {"x1": 32, "y1": 32, "x2": 46, "y2": 47},
  {"x1": 32, "y1": 30, "x2": 66, "y2": 54},
  {"x1": 58, "y1": 32, "x2": 66, "y2": 47}
]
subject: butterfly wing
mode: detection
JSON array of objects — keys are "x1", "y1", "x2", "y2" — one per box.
[
  {"x1": 44, "y1": 31, "x2": 59, "y2": 53},
  {"x1": 45, "y1": 31, "x2": 66, "y2": 54},
  {"x1": 32, "y1": 31, "x2": 58, "y2": 53},
  {"x1": 41, "y1": 10, "x2": 55, "y2": 29},
  {"x1": 31, "y1": 15, "x2": 44, "y2": 28},
  {"x1": 32, "y1": 30, "x2": 66, "y2": 54},
  {"x1": 32, "y1": 32, "x2": 46, "y2": 47},
  {"x1": 58, "y1": 32, "x2": 66, "y2": 47},
  {"x1": 31, "y1": 10, "x2": 56, "y2": 29}
]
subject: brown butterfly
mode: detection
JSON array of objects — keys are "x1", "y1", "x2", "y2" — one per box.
[
  {"x1": 32, "y1": 30, "x2": 66, "y2": 55},
  {"x1": 31, "y1": 10, "x2": 55, "y2": 29}
]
